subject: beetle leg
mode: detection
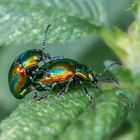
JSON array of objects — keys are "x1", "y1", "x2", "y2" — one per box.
[
  {"x1": 34, "y1": 89, "x2": 39, "y2": 99},
  {"x1": 92, "y1": 82, "x2": 99, "y2": 89},
  {"x1": 57, "y1": 78, "x2": 73, "y2": 97},
  {"x1": 47, "y1": 82, "x2": 57, "y2": 93},
  {"x1": 36, "y1": 83, "x2": 57, "y2": 101},
  {"x1": 79, "y1": 80, "x2": 93, "y2": 102},
  {"x1": 32, "y1": 68, "x2": 51, "y2": 78},
  {"x1": 43, "y1": 53, "x2": 51, "y2": 62},
  {"x1": 42, "y1": 51, "x2": 63, "y2": 63},
  {"x1": 32, "y1": 86, "x2": 46, "y2": 100},
  {"x1": 45, "y1": 53, "x2": 63, "y2": 61},
  {"x1": 29, "y1": 76, "x2": 50, "y2": 90},
  {"x1": 31, "y1": 86, "x2": 39, "y2": 99},
  {"x1": 36, "y1": 93, "x2": 49, "y2": 101},
  {"x1": 30, "y1": 76, "x2": 40, "y2": 84},
  {"x1": 51, "y1": 56, "x2": 64, "y2": 61},
  {"x1": 34, "y1": 69, "x2": 51, "y2": 77}
]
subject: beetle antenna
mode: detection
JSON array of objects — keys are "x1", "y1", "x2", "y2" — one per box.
[
  {"x1": 98, "y1": 78, "x2": 120, "y2": 85},
  {"x1": 98, "y1": 62, "x2": 121, "y2": 77},
  {"x1": 42, "y1": 24, "x2": 51, "y2": 51}
]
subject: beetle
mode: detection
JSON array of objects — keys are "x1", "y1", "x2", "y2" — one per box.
[
  {"x1": 9, "y1": 56, "x2": 120, "y2": 100},
  {"x1": 8, "y1": 25, "x2": 120, "y2": 100},
  {"x1": 8, "y1": 25, "x2": 61, "y2": 99},
  {"x1": 32, "y1": 58, "x2": 120, "y2": 101}
]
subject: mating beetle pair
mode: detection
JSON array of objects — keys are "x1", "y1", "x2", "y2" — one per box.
[{"x1": 8, "y1": 25, "x2": 120, "y2": 101}]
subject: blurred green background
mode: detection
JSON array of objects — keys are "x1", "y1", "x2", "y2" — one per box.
[{"x1": 1, "y1": 0, "x2": 140, "y2": 140}]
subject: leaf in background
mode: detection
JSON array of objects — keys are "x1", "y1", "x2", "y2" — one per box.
[
  {"x1": 99, "y1": 0, "x2": 140, "y2": 75},
  {"x1": 1, "y1": 88, "x2": 134, "y2": 140},
  {"x1": 130, "y1": 94, "x2": 140, "y2": 140},
  {"x1": 129, "y1": 0, "x2": 139, "y2": 13},
  {"x1": 0, "y1": 0, "x2": 107, "y2": 45}
]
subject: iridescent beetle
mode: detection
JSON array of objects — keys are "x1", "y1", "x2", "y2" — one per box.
[
  {"x1": 8, "y1": 25, "x2": 61, "y2": 99},
  {"x1": 8, "y1": 25, "x2": 120, "y2": 100},
  {"x1": 32, "y1": 59, "x2": 120, "y2": 101}
]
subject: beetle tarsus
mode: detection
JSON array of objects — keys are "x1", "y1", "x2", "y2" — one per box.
[
  {"x1": 32, "y1": 87, "x2": 39, "y2": 99},
  {"x1": 36, "y1": 94, "x2": 49, "y2": 101},
  {"x1": 51, "y1": 56, "x2": 64, "y2": 60}
]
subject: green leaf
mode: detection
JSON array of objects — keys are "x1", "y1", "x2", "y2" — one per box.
[
  {"x1": 1, "y1": 88, "x2": 134, "y2": 140},
  {"x1": 127, "y1": 94, "x2": 140, "y2": 140},
  {"x1": 129, "y1": 0, "x2": 139, "y2": 13},
  {"x1": 99, "y1": 0, "x2": 140, "y2": 74},
  {"x1": 0, "y1": 0, "x2": 106, "y2": 45}
]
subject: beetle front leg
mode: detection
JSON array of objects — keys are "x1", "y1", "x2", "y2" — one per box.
[
  {"x1": 79, "y1": 81, "x2": 93, "y2": 102},
  {"x1": 45, "y1": 53, "x2": 63, "y2": 61},
  {"x1": 42, "y1": 51, "x2": 63, "y2": 63},
  {"x1": 29, "y1": 77, "x2": 50, "y2": 90}
]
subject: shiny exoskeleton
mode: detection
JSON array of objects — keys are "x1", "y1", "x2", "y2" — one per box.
[
  {"x1": 32, "y1": 58, "x2": 99, "y2": 101},
  {"x1": 32, "y1": 59, "x2": 120, "y2": 101},
  {"x1": 8, "y1": 49, "x2": 51, "y2": 99},
  {"x1": 8, "y1": 25, "x2": 59, "y2": 99},
  {"x1": 8, "y1": 24, "x2": 120, "y2": 100}
]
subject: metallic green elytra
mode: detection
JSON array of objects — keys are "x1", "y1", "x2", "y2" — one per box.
[
  {"x1": 8, "y1": 49, "x2": 50, "y2": 99},
  {"x1": 8, "y1": 25, "x2": 53, "y2": 99},
  {"x1": 32, "y1": 58, "x2": 98, "y2": 93},
  {"x1": 36, "y1": 58, "x2": 97, "y2": 85},
  {"x1": 19, "y1": 49, "x2": 45, "y2": 70},
  {"x1": 8, "y1": 57, "x2": 32, "y2": 99}
]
